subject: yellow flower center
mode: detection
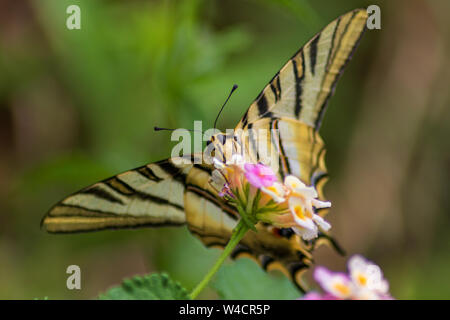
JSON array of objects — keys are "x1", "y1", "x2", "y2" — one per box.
[
  {"x1": 357, "y1": 273, "x2": 368, "y2": 286},
  {"x1": 294, "y1": 205, "x2": 312, "y2": 220},
  {"x1": 294, "y1": 205, "x2": 305, "y2": 220},
  {"x1": 266, "y1": 185, "x2": 280, "y2": 196},
  {"x1": 333, "y1": 282, "x2": 351, "y2": 296}
]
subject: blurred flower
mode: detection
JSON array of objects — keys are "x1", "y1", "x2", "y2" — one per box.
[
  {"x1": 211, "y1": 156, "x2": 331, "y2": 240},
  {"x1": 302, "y1": 255, "x2": 393, "y2": 300},
  {"x1": 302, "y1": 292, "x2": 338, "y2": 300},
  {"x1": 314, "y1": 266, "x2": 354, "y2": 299},
  {"x1": 348, "y1": 255, "x2": 391, "y2": 299}
]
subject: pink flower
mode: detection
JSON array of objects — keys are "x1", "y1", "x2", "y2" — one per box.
[
  {"x1": 301, "y1": 292, "x2": 323, "y2": 300},
  {"x1": 301, "y1": 255, "x2": 394, "y2": 300},
  {"x1": 314, "y1": 267, "x2": 354, "y2": 299},
  {"x1": 218, "y1": 183, "x2": 234, "y2": 198},
  {"x1": 244, "y1": 163, "x2": 277, "y2": 189},
  {"x1": 302, "y1": 292, "x2": 338, "y2": 300}
]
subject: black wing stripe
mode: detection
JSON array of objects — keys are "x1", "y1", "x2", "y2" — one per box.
[
  {"x1": 314, "y1": 10, "x2": 364, "y2": 128},
  {"x1": 137, "y1": 166, "x2": 163, "y2": 182},
  {"x1": 186, "y1": 184, "x2": 238, "y2": 220},
  {"x1": 241, "y1": 109, "x2": 249, "y2": 128},
  {"x1": 81, "y1": 186, "x2": 124, "y2": 205},
  {"x1": 104, "y1": 177, "x2": 135, "y2": 195},
  {"x1": 273, "y1": 119, "x2": 291, "y2": 177},
  {"x1": 292, "y1": 51, "x2": 306, "y2": 118},
  {"x1": 276, "y1": 76, "x2": 282, "y2": 100},
  {"x1": 113, "y1": 176, "x2": 184, "y2": 211},
  {"x1": 261, "y1": 255, "x2": 275, "y2": 270},
  {"x1": 326, "y1": 17, "x2": 342, "y2": 69},
  {"x1": 231, "y1": 243, "x2": 253, "y2": 259},
  {"x1": 193, "y1": 164, "x2": 213, "y2": 174},
  {"x1": 48, "y1": 203, "x2": 118, "y2": 217},
  {"x1": 270, "y1": 83, "x2": 278, "y2": 102},
  {"x1": 256, "y1": 94, "x2": 273, "y2": 118},
  {"x1": 156, "y1": 160, "x2": 188, "y2": 183},
  {"x1": 247, "y1": 123, "x2": 259, "y2": 162},
  {"x1": 279, "y1": 228, "x2": 295, "y2": 239},
  {"x1": 309, "y1": 34, "x2": 320, "y2": 75}
]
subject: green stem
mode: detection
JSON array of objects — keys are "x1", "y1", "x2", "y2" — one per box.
[{"x1": 189, "y1": 219, "x2": 249, "y2": 299}]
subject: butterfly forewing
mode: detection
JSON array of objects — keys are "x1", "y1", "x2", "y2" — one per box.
[
  {"x1": 236, "y1": 9, "x2": 367, "y2": 130},
  {"x1": 42, "y1": 157, "x2": 195, "y2": 233}
]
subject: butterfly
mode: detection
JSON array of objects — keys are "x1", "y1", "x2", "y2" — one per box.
[{"x1": 42, "y1": 9, "x2": 368, "y2": 291}]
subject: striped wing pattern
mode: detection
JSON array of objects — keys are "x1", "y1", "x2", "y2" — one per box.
[
  {"x1": 237, "y1": 118, "x2": 327, "y2": 185},
  {"x1": 42, "y1": 158, "x2": 193, "y2": 233},
  {"x1": 236, "y1": 9, "x2": 368, "y2": 130}
]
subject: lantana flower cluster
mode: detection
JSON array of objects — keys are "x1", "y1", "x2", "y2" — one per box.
[
  {"x1": 303, "y1": 255, "x2": 393, "y2": 300},
  {"x1": 211, "y1": 155, "x2": 331, "y2": 240}
]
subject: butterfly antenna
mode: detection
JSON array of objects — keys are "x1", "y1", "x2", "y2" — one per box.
[
  {"x1": 154, "y1": 127, "x2": 203, "y2": 133},
  {"x1": 154, "y1": 126, "x2": 176, "y2": 132},
  {"x1": 213, "y1": 84, "x2": 238, "y2": 129}
]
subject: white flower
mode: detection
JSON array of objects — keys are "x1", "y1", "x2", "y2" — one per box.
[
  {"x1": 261, "y1": 182, "x2": 286, "y2": 203},
  {"x1": 293, "y1": 227, "x2": 319, "y2": 241},
  {"x1": 286, "y1": 177, "x2": 332, "y2": 241},
  {"x1": 312, "y1": 214, "x2": 331, "y2": 231},
  {"x1": 348, "y1": 255, "x2": 389, "y2": 297},
  {"x1": 289, "y1": 197, "x2": 316, "y2": 231},
  {"x1": 285, "y1": 175, "x2": 317, "y2": 198},
  {"x1": 306, "y1": 255, "x2": 394, "y2": 300},
  {"x1": 284, "y1": 175, "x2": 331, "y2": 213}
]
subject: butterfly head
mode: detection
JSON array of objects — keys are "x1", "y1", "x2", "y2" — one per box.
[{"x1": 207, "y1": 131, "x2": 242, "y2": 164}]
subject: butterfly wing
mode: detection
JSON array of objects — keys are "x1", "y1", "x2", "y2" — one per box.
[
  {"x1": 42, "y1": 157, "x2": 197, "y2": 233},
  {"x1": 236, "y1": 8, "x2": 368, "y2": 130}
]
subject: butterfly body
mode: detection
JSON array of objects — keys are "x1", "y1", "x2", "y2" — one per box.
[{"x1": 42, "y1": 9, "x2": 368, "y2": 290}]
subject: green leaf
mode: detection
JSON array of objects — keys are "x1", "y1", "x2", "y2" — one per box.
[
  {"x1": 212, "y1": 258, "x2": 301, "y2": 300},
  {"x1": 99, "y1": 273, "x2": 190, "y2": 300}
]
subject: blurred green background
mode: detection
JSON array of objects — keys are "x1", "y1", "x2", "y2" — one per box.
[{"x1": 0, "y1": 0, "x2": 449, "y2": 299}]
